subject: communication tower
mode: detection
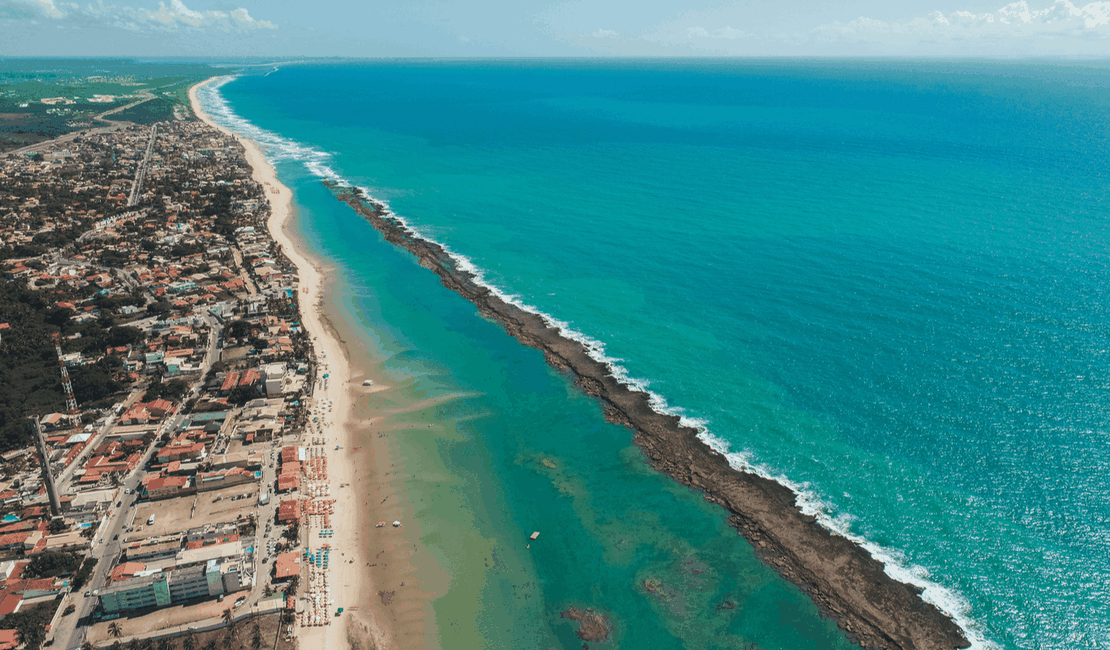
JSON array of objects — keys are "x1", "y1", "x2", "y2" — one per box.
[
  {"x1": 28, "y1": 418, "x2": 62, "y2": 516},
  {"x1": 52, "y1": 333, "x2": 79, "y2": 418}
]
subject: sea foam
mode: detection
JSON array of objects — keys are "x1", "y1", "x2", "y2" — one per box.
[{"x1": 197, "y1": 74, "x2": 996, "y2": 650}]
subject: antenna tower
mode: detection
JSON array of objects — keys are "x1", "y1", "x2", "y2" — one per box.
[{"x1": 52, "y1": 333, "x2": 79, "y2": 418}]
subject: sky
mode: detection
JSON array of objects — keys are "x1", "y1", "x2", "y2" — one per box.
[{"x1": 3, "y1": 0, "x2": 1110, "y2": 57}]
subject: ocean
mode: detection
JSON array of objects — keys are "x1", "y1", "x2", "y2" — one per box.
[{"x1": 197, "y1": 60, "x2": 1110, "y2": 650}]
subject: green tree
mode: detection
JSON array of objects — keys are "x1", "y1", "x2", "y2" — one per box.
[
  {"x1": 182, "y1": 633, "x2": 197, "y2": 650},
  {"x1": 251, "y1": 623, "x2": 262, "y2": 650},
  {"x1": 222, "y1": 608, "x2": 237, "y2": 641},
  {"x1": 227, "y1": 385, "x2": 257, "y2": 406},
  {"x1": 24, "y1": 551, "x2": 81, "y2": 578},
  {"x1": 226, "y1": 320, "x2": 252, "y2": 339},
  {"x1": 108, "y1": 621, "x2": 123, "y2": 639}
]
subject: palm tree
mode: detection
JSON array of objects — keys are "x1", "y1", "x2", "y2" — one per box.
[
  {"x1": 182, "y1": 633, "x2": 197, "y2": 650},
  {"x1": 108, "y1": 621, "x2": 124, "y2": 639},
  {"x1": 251, "y1": 623, "x2": 262, "y2": 650},
  {"x1": 222, "y1": 607, "x2": 237, "y2": 641},
  {"x1": 156, "y1": 638, "x2": 172, "y2": 650}
]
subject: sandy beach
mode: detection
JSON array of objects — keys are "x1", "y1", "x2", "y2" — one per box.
[
  {"x1": 189, "y1": 74, "x2": 968, "y2": 650},
  {"x1": 189, "y1": 78, "x2": 431, "y2": 650}
]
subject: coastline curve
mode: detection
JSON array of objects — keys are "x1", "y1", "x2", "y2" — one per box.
[{"x1": 194, "y1": 72, "x2": 976, "y2": 650}]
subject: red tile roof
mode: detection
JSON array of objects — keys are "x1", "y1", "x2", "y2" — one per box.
[
  {"x1": 109, "y1": 562, "x2": 146, "y2": 583},
  {"x1": 277, "y1": 475, "x2": 299, "y2": 492},
  {"x1": 0, "y1": 595, "x2": 21, "y2": 618},
  {"x1": 221, "y1": 371, "x2": 240, "y2": 392},
  {"x1": 0, "y1": 628, "x2": 19, "y2": 650},
  {"x1": 274, "y1": 551, "x2": 300, "y2": 579}
]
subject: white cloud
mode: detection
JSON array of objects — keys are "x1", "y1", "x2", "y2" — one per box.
[
  {"x1": 230, "y1": 7, "x2": 274, "y2": 29},
  {"x1": 144, "y1": 0, "x2": 209, "y2": 26},
  {"x1": 814, "y1": 0, "x2": 1110, "y2": 42},
  {"x1": 3, "y1": 0, "x2": 276, "y2": 30},
  {"x1": 684, "y1": 25, "x2": 746, "y2": 39},
  {"x1": 592, "y1": 28, "x2": 618, "y2": 38},
  {"x1": 1, "y1": 0, "x2": 65, "y2": 17}
]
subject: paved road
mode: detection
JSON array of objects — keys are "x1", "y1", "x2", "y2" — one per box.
[
  {"x1": 54, "y1": 388, "x2": 144, "y2": 493},
  {"x1": 50, "y1": 312, "x2": 225, "y2": 650},
  {"x1": 48, "y1": 434, "x2": 162, "y2": 650},
  {"x1": 230, "y1": 248, "x2": 260, "y2": 297},
  {"x1": 7, "y1": 93, "x2": 155, "y2": 157},
  {"x1": 128, "y1": 125, "x2": 157, "y2": 207}
]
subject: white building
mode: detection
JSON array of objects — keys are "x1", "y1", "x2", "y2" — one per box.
[{"x1": 263, "y1": 362, "x2": 287, "y2": 396}]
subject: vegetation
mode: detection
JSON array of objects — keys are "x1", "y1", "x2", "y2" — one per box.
[
  {"x1": 3, "y1": 600, "x2": 59, "y2": 650},
  {"x1": 227, "y1": 385, "x2": 259, "y2": 406},
  {"x1": 0, "y1": 282, "x2": 65, "y2": 451},
  {"x1": 70, "y1": 360, "x2": 125, "y2": 404},
  {"x1": 226, "y1": 320, "x2": 253, "y2": 340},
  {"x1": 24, "y1": 551, "x2": 82, "y2": 578},
  {"x1": 143, "y1": 377, "x2": 189, "y2": 402},
  {"x1": 0, "y1": 59, "x2": 216, "y2": 153},
  {"x1": 111, "y1": 95, "x2": 180, "y2": 124},
  {"x1": 71, "y1": 555, "x2": 98, "y2": 590}
]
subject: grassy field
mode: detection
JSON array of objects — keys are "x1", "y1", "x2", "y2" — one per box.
[{"x1": 0, "y1": 59, "x2": 216, "y2": 150}]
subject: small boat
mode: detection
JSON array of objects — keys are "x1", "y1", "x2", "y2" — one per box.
[
  {"x1": 529, "y1": 531, "x2": 540, "y2": 540},
  {"x1": 362, "y1": 380, "x2": 374, "y2": 386}
]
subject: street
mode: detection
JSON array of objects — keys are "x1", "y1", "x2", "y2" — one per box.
[{"x1": 48, "y1": 307, "x2": 225, "y2": 650}]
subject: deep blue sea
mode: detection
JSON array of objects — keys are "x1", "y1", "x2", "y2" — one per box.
[{"x1": 199, "y1": 60, "x2": 1110, "y2": 650}]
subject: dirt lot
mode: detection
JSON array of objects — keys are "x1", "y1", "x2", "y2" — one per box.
[
  {"x1": 87, "y1": 590, "x2": 247, "y2": 642},
  {"x1": 183, "y1": 613, "x2": 298, "y2": 650},
  {"x1": 127, "y1": 484, "x2": 258, "y2": 541},
  {"x1": 196, "y1": 485, "x2": 260, "y2": 522},
  {"x1": 87, "y1": 606, "x2": 296, "y2": 649}
]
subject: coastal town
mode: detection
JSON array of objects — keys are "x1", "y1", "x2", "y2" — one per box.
[
  {"x1": 0, "y1": 102, "x2": 352, "y2": 650},
  {"x1": 0, "y1": 64, "x2": 987, "y2": 650}
]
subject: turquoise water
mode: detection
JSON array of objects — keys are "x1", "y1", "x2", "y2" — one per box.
[{"x1": 199, "y1": 60, "x2": 1110, "y2": 649}]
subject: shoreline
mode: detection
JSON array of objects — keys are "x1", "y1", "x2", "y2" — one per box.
[
  {"x1": 188, "y1": 78, "x2": 407, "y2": 650},
  {"x1": 325, "y1": 182, "x2": 972, "y2": 650}
]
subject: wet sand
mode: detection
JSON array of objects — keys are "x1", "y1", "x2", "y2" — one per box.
[{"x1": 325, "y1": 182, "x2": 972, "y2": 650}]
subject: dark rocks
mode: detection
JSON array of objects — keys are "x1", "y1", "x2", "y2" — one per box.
[
  {"x1": 325, "y1": 181, "x2": 971, "y2": 650},
  {"x1": 561, "y1": 607, "x2": 613, "y2": 643}
]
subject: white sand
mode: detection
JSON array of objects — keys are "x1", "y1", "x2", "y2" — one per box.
[{"x1": 189, "y1": 78, "x2": 391, "y2": 650}]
